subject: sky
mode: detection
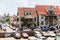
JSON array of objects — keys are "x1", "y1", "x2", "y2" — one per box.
[{"x1": 0, "y1": 0, "x2": 60, "y2": 16}]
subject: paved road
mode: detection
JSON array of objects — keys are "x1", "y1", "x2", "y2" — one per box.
[
  {"x1": 0, "y1": 37, "x2": 28, "y2": 40},
  {"x1": 16, "y1": 38, "x2": 28, "y2": 40},
  {"x1": 0, "y1": 37, "x2": 15, "y2": 40},
  {"x1": 0, "y1": 37, "x2": 55, "y2": 40}
]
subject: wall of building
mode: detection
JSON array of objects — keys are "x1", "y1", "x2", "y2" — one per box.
[
  {"x1": 57, "y1": 15, "x2": 60, "y2": 26},
  {"x1": 39, "y1": 15, "x2": 47, "y2": 27}
]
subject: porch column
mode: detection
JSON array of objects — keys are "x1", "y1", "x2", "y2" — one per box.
[
  {"x1": 35, "y1": 17, "x2": 38, "y2": 27},
  {"x1": 19, "y1": 16, "x2": 21, "y2": 29}
]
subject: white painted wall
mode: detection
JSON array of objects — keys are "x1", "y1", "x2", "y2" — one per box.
[{"x1": 39, "y1": 15, "x2": 46, "y2": 27}]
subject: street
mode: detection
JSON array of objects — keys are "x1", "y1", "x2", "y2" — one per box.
[{"x1": 0, "y1": 37, "x2": 28, "y2": 40}]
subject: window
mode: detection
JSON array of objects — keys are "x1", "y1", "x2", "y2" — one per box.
[
  {"x1": 34, "y1": 18, "x2": 36, "y2": 21},
  {"x1": 59, "y1": 15, "x2": 60, "y2": 19},
  {"x1": 41, "y1": 21, "x2": 44, "y2": 25},
  {"x1": 21, "y1": 17, "x2": 25, "y2": 21},
  {"x1": 41, "y1": 15, "x2": 44, "y2": 19},
  {"x1": 25, "y1": 11, "x2": 31, "y2": 16},
  {"x1": 17, "y1": 18, "x2": 19, "y2": 21},
  {"x1": 45, "y1": 16, "x2": 48, "y2": 20},
  {"x1": 29, "y1": 12, "x2": 31, "y2": 15},
  {"x1": 26, "y1": 12, "x2": 28, "y2": 15},
  {"x1": 49, "y1": 10, "x2": 53, "y2": 14},
  {"x1": 45, "y1": 20, "x2": 48, "y2": 25},
  {"x1": 26, "y1": 18, "x2": 33, "y2": 22},
  {"x1": 47, "y1": 6, "x2": 54, "y2": 15}
]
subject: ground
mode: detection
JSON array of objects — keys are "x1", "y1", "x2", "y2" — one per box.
[
  {"x1": 0, "y1": 37, "x2": 28, "y2": 40},
  {"x1": 0, "y1": 37, "x2": 55, "y2": 40}
]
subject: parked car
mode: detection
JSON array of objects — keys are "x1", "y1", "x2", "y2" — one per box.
[
  {"x1": 55, "y1": 26, "x2": 60, "y2": 30},
  {"x1": 39, "y1": 36, "x2": 46, "y2": 40},
  {"x1": 10, "y1": 26, "x2": 18, "y2": 30},
  {"x1": 28, "y1": 36, "x2": 46, "y2": 40},
  {"x1": 23, "y1": 28, "x2": 31, "y2": 31},
  {"x1": 55, "y1": 26, "x2": 59, "y2": 30},
  {"x1": 47, "y1": 37, "x2": 55, "y2": 40},
  {"x1": 34, "y1": 31, "x2": 42, "y2": 38},
  {"x1": 33, "y1": 28, "x2": 41, "y2": 31},
  {"x1": 48, "y1": 31, "x2": 56, "y2": 37},
  {"x1": 49, "y1": 26, "x2": 56, "y2": 31},
  {"x1": 5, "y1": 27, "x2": 16, "y2": 37},
  {"x1": 12, "y1": 27, "x2": 16, "y2": 30},
  {"x1": 2, "y1": 25, "x2": 6, "y2": 31},
  {"x1": 13, "y1": 32, "x2": 21, "y2": 39},
  {"x1": 10, "y1": 26, "x2": 13, "y2": 29},
  {"x1": 21, "y1": 32, "x2": 29, "y2": 38},
  {"x1": 55, "y1": 29, "x2": 60, "y2": 33},
  {"x1": 41, "y1": 26, "x2": 48, "y2": 31},
  {"x1": 42, "y1": 32, "x2": 50, "y2": 37},
  {"x1": 28, "y1": 36, "x2": 38, "y2": 40}
]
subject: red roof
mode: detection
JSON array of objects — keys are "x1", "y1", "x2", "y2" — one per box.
[
  {"x1": 36, "y1": 5, "x2": 60, "y2": 15},
  {"x1": 18, "y1": 8, "x2": 37, "y2": 17}
]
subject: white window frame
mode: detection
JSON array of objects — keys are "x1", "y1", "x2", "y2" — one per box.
[{"x1": 25, "y1": 11, "x2": 31, "y2": 16}]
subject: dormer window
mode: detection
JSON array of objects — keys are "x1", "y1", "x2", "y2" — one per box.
[
  {"x1": 25, "y1": 11, "x2": 31, "y2": 16},
  {"x1": 46, "y1": 6, "x2": 54, "y2": 15}
]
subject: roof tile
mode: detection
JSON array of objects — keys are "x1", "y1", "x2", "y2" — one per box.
[
  {"x1": 36, "y1": 5, "x2": 60, "y2": 15},
  {"x1": 18, "y1": 8, "x2": 37, "y2": 17}
]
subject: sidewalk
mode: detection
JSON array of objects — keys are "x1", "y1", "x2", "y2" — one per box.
[
  {"x1": 0, "y1": 37, "x2": 15, "y2": 40},
  {"x1": 0, "y1": 37, "x2": 28, "y2": 40}
]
